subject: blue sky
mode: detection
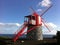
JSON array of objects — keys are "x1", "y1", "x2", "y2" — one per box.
[
  {"x1": 0, "y1": 0, "x2": 60, "y2": 25},
  {"x1": 0, "y1": 0, "x2": 60, "y2": 34}
]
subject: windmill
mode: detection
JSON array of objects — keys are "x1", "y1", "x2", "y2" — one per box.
[{"x1": 12, "y1": 5, "x2": 52, "y2": 42}]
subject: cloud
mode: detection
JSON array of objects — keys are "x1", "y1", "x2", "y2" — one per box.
[
  {"x1": 42, "y1": 22, "x2": 57, "y2": 30},
  {"x1": 38, "y1": 0, "x2": 51, "y2": 7},
  {"x1": 45, "y1": 22, "x2": 57, "y2": 28},
  {"x1": 43, "y1": 30, "x2": 57, "y2": 35},
  {"x1": 36, "y1": 0, "x2": 52, "y2": 14},
  {"x1": 37, "y1": 9, "x2": 42, "y2": 12},
  {"x1": 0, "y1": 23, "x2": 21, "y2": 34},
  {"x1": 0, "y1": 22, "x2": 59, "y2": 35},
  {"x1": 42, "y1": 22, "x2": 57, "y2": 35},
  {"x1": 0, "y1": 23, "x2": 21, "y2": 27}
]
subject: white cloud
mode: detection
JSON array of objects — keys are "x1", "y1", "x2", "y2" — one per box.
[
  {"x1": 36, "y1": 0, "x2": 52, "y2": 14},
  {"x1": 0, "y1": 23, "x2": 21, "y2": 34},
  {"x1": 37, "y1": 9, "x2": 42, "y2": 12},
  {"x1": 45, "y1": 22, "x2": 57, "y2": 28},
  {"x1": 0, "y1": 23, "x2": 21, "y2": 27},
  {"x1": 43, "y1": 30, "x2": 57, "y2": 35},
  {"x1": 42, "y1": 22, "x2": 57, "y2": 35},
  {"x1": 38, "y1": 0, "x2": 51, "y2": 7},
  {"x1": 0, "y1": 22, "x2": 59, "y2": 35}
]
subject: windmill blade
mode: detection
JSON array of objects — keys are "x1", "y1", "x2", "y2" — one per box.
[
  {"x1": 43, "y1": 22, "x2": 51, "y2": 32},
  {"x1": 29, "y1": 7, "x2": 35, "y2": 13},
  {"x1": 29, "y1": 7, "x2": 39, "y2": 16},
  {"x1": 40, "y1": 5, "x2": 52, "y2": 17},
  {"x1": 42, "y1": 19, "x2": 51, "y2": 32}
]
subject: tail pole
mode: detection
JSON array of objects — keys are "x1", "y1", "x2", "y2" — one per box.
[{"x1": 13, "y1": 24, "x2": 27, "y2": 42}]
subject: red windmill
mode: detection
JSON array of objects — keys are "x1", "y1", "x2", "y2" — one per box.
[{"x1": 12, "y1": 5, "x2": 52, "y2": 42}]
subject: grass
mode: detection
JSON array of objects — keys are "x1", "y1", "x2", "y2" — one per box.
[{"x1": 0, "y1": 36, "x2": 57, "y2": 45}]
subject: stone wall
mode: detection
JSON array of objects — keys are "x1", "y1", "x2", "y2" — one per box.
[{"x1": 27, "y1": 25, "x2": 43, "y2": 40}]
